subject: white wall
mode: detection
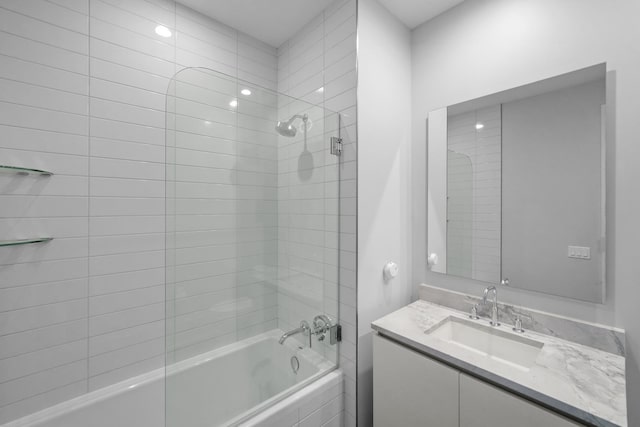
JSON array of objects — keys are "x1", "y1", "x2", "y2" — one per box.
[
  {"x1": 277, "y1": 1, "x2": 358, "y2": 424},
  {"x1": 357, "y1": 0, "x2": 412, "y2": 425},
  {"x1": 411, "y1": 0, "x2": 640, "y2": 424},
  {"x1": 0, "y1": 0, "x2": 280, "y2": 422}
]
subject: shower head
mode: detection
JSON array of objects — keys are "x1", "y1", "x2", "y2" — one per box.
[
  {"x1": 275, "y1": 120, "x2": 297, "y2": 137},
  {"x1": 275, "y1": 114, "x2": 308, "y2": 137}
]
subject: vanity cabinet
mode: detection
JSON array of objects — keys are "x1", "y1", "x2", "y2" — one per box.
[
  {"x1": 459, "y1": 373, "x2": 581, "y2": 427},
  {"x1": 373, "y1": 335, "x2": 583, "y2": 427},
  {"x1": 373, "y1": 334, "x2": 459, "y2": 427}
]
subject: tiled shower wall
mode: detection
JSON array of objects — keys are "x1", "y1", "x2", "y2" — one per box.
[
  {"x1": 0, "y1": 0, "x2": 280, "y2": 422},
  {"x1": 165, "y1": 71, "x2": 280, "y2": 363},
  {"x1": 277, "y1": 0, "x2": 358, "y2": 425}
]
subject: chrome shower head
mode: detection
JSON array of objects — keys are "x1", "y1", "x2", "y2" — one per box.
[
  {"x1": 275, "y1": 114, "x2": 308, "y2": 137},
  {"x1": 275, "y1": 120, "x2": 297, "y2": 137}
]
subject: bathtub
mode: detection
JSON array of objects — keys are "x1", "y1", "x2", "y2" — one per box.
[{"x1": 4, "y1": 330, "x2": 340, "y2": 427}]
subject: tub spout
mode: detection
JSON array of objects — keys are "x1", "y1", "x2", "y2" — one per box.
[{"x1": 279, "y1": 320, "x2": 311, "y2": 345}]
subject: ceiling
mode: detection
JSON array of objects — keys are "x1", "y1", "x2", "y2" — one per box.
[
  {"x1": 177, "y1": 0, "x2": 464, "y2": 47},
  {"x1": 378, "y1": 0, "x2": 465, "y2": 29},
  {"x1": 178, "y1": 0, "x2": 335, "y2": 47}
]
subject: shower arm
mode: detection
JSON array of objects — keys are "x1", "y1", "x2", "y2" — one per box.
[{"x1": 288, "y1": 114, "x2": 308, "y2": 125}]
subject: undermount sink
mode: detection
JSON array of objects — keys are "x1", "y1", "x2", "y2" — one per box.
[{"x1": 425, "y1": 316, "x2": 544, "y2": 371}]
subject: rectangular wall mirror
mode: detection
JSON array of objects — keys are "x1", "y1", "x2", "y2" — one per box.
[{"x1": 427, "y1": 63, "x2": 607, "y2": 303}]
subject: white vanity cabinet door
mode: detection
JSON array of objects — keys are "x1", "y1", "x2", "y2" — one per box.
[
  {"x1": 373, "y1": 334, "x2": 459, "y2": 427},
  {"x1": 459, "y1": 374, "x2": 583, "y2": 427}
]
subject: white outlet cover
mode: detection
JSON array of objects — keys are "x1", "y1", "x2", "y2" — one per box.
[{"x1": 568, "y1": 246, "x2": 591, "y2": 260}]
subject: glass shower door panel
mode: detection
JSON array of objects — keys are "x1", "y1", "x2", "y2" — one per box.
[{"x1": 165, "y1": 67, "x2": 340, "y2": 427}]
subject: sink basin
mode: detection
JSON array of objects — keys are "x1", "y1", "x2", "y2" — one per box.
[{"x1": 425, "y1": 316, "x2": 543, "y2": 371}]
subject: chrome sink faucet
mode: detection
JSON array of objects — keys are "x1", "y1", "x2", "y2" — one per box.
[
  {"x1": 483, "y1": 286, "x2": 500, "y2": 326},
  {"x1": 279, "y1": 320, "x2": 311, "y2": 346}
]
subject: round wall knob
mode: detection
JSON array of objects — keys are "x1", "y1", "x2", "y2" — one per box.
[
  {"x1": 383, "y1": 261, "x2": 399, "y2": 281},
  {"x1": 427, "y1": 253, "x2": 439, "y2": 267}
]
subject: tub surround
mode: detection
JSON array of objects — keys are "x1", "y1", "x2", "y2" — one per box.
[{"x1": 372, "y1": 291, "x2": 627, "y2": 426}]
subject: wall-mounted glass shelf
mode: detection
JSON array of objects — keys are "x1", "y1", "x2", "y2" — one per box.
[
  {"x1": 0, "y1": 238, "x2": 54, "y2": 247},
  {"x1": 0, "y1": 165, "x2": 53, "y2": 176}
]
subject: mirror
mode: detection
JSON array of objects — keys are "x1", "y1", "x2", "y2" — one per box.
[{"x1": 427, "y1": 63, "x2": 607, "y2": 303}]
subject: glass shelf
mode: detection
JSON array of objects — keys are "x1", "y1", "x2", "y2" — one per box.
[
  {"x1": 0, "y1": 165, "x2": 53, "y2": 176},
  {"x1": 0, "y1": 238, "x2": 53, "y2": 247}
]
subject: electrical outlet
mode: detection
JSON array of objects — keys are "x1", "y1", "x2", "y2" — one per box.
[{"x1": 568, "y1": 246, "x2": 591, "y2": 260}]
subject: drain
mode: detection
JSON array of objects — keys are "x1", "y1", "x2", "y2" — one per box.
[{"x1": 290, "y1": 356, "x2": 300, "y2": 374}]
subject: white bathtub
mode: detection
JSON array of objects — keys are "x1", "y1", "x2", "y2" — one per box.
[{"x1": 3, "y1": 331, "x2": 339, "y2": 427}]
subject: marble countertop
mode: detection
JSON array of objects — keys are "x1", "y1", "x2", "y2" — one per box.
[{"x1": 372, "y1": 300, "x2": 627, "y2": 427}]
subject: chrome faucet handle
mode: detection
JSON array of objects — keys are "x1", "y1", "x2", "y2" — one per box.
[
  {"x1": 469, "y1": 304, "x2": 480, "y2": 320},
  {"x1": 312, "y1": 314, "x2": 342, "y2": 345},
  {"x1": 513, "y1": 316, "x2": 525, "y2": 333},
  {"x1": 312, "y1": 315, "x2": 332, "y2": 341}
]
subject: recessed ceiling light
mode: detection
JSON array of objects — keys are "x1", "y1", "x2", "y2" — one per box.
[
  {"x1": 229, "y1": 99, "x2": 238, "y2": 108},
  {"x1": 475, "y1": 123, "x2": 484, "y2": 130},
  {"x1": 316, "y1": 87, "x2": 324, "y2": 93},
  {"x1": 155, "y1": 25, "x2": 172, "y2": 38},
  {"x1": 240, "y1": 89, "x2": 251, "y2": 96}
]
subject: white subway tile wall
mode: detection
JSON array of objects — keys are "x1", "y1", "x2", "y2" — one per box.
[
  {"x1": 0, "y1": 0, "x2": 90, "y2": 422},
  {"x1": 165, "y1": 67, "x2": 280, "y2": 362},
  {"x1": 0, "y1": 0, "x2": 356, "y2": 424},
  {"x1": 447, "y1": 106, "x2": 501, "y2": 283},
  {"x1": 277, "y1": 0, "x2": 357, "y2": 425}
]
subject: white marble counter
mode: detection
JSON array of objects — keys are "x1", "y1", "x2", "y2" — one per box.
[{"x1": 372, "y1": 300, "x2": 627, "y2": 427}]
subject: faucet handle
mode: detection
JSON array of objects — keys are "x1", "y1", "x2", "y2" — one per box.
[
  {"x1": 512, "y1": 316, "x2": 525, "y2": 333},
  {"x1": 312, "y1": 314, "x2": 342, "y2": 345},
  {"x1": 312, "y1": 315, "x2": 331, "y2": 342},
  {"x1": 469, "y1": 304, "x2": 480, "y2": 320}
]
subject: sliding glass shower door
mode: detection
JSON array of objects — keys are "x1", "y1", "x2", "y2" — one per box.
[{"x1": 165, "y1": 67, "x2": 340, "y2": 426}]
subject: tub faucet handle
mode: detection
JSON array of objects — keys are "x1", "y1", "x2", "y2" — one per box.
[{"x1": 312, "y1": 315, "x2": 342, "y2": 345}]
